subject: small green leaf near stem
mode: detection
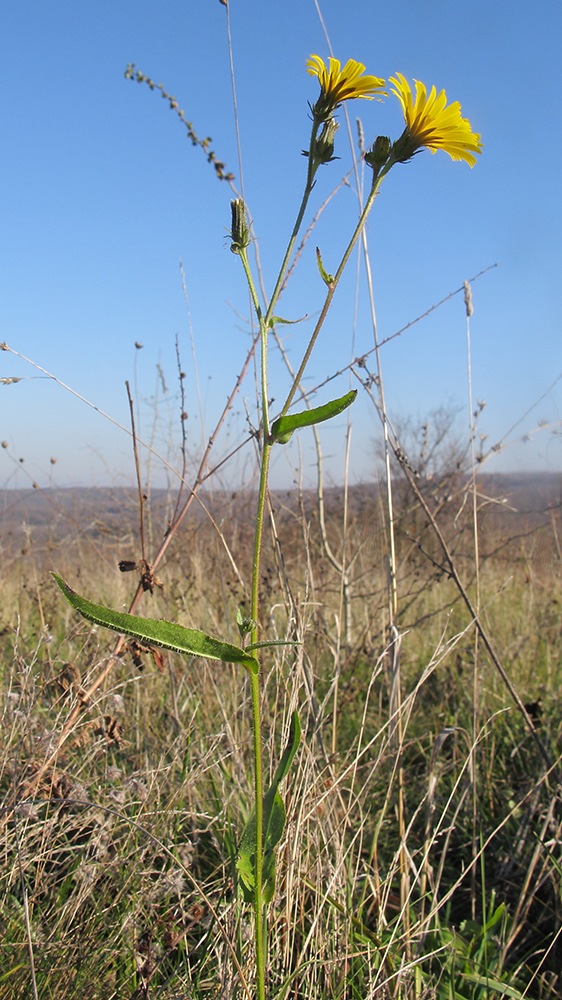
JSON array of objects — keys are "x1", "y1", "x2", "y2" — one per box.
[
  {"x1": 237, "y1": 711, "x2": 301, "y2": 903},
  {"x1": 316, "y1": 246, "x2": 334, "y2": 287},
  {"x1": 270, "y1": 389, "x2": 357, "y2": 445}
]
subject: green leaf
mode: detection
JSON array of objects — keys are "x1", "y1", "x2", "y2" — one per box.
[
  {"x1": 0, "y1": 964, "x2": 26, "y2": 982},
  {"x1": 237, "y1": 711, "x2": 301, "y2": 904},
  {"x1": 269, "y1": 709, "x2": 302, "y2": 788},
  {"x1": 315, "y1": 246, "x2": 334, "y2": 286},
  {"x1": 459, "y1": 974, "x2": 526, "y2": 999},
  {"x1": 52, "y1": 574, "x2": 259, "y2": 673},
  {"x1": 236, "y1": 604, "x2": 256, "y2": 639},
  {"x1": 270, "y1": 390, "x2": 357, "y2": 445},
  {"x1": 268, "y1": 314, "x2": 307, "y2": 328},
  {"x1": 245, "y1": 639, "x2": 302, "y2": 652}
]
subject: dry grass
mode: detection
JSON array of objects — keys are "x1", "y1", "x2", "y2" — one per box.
[{"x1": 1, "y1": 474, "x2": 561, "y2": 999}]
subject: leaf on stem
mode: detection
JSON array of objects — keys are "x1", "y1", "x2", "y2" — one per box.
[
  {"x1": 245, "y1": 639, "x2": 302, "y2": 652},
  {"x1": 267, "y1": 314, "x2": 307, "y2": 328},
  {"x1": 53, "y1": 574, "x2": 259, "y2": 672},
  {"x1": 315, "y1": 246, "x2": 334, "y2": 286},
  {"x1": 270, "y1": 390, "x2": 357, "y2": 445},
  {"x1": 237, "y1": 710, "x2": 301, "y2": 905}
]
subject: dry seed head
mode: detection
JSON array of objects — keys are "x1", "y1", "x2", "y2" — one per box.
[{"x1": 356, "y1": 117, "x2": 364, "y2": 151}]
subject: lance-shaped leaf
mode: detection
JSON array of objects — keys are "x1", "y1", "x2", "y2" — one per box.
[
  {"x1": 316, "y1": 246, "x2": 334, "y2": 287},
  {"x1": 53, "y1": 574, "x2": 259, "y2": 673},
  {"x1": 237, "y1": 710, "x2": 301, "y2": 904},
  {"x1": 267, "y1": 314, "x2": 307, "y2": 328},
  {"x1": 270, "y1": 390, "x2": 357, "y2": 445},
  {"x1": 245, "y1": 639, "x2": 302, "y2": 652}
]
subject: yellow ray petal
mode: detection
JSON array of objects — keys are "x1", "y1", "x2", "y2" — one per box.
[{"x1": 390, "y1": 73, "x2": 482, "y2": 166}]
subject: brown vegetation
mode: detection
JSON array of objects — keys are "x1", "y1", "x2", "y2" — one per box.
[{"x1": 1, "y1": 472, "x2": 561, "y2": 998}]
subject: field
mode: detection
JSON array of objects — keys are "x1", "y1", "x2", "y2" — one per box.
[{"x1": 1, "y1": 472, "x2": 561, "y2": 999}]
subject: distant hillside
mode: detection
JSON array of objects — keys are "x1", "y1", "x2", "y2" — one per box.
[{"x1": 1, "y1": 472, "x2": 560, "y2": 552}]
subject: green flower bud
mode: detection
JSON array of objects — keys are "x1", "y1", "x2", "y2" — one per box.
[
  {"x1": 312, "y1": 118, "x2": 339, "y2": 165},
  {"x1": 229, "y1": 199, "x2": 251, "y2": 254},
  {"x1": 364, "y1": 135, "x2": 391, "y2": 171},
  {"x1": 237, "y1": 604, "x2": 257, "y2": 638}
]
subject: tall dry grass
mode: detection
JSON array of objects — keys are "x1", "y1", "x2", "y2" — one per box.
[{"x1": 1, "y1": 468, "x2": 561, "y2": 999}]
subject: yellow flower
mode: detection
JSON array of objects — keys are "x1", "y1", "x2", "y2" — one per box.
[
  {"x1": 307, "y1": 55, "x2": 386, "y2": 119},
  {"x1": 390, "y1": 73, "x2": 482, "y2": 167}
]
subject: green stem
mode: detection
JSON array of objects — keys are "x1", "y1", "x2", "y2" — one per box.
[
  {"x1": 239, "y1": 249, "x2": 270, "y2": 438},
  {"x1": 250, "y1": 443, "x2": 271, "y2": 634},
  {"x1": 279, "y1": 171, "x2": 387, "y2": 419},
  {"x1": 250, "y1": 667, "x2": 265, "y2": 999},
  {"x1": 239, "y1": 244, "x2": 272, "y2": 1000},
  {"x1": 234, "y1": 120, "x2": 334, "y2": 1000},
  {"x1": 262, "y1": 118, "x2": 320, "y2": 326}
]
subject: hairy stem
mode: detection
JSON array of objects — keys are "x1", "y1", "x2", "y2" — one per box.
[{"x1": 280, "y1": 170, "x2": 386, "y2": 418}]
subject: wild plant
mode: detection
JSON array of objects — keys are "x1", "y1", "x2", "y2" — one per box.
[{"x1": 52, "y1": 54, "x2": 482, "y2": 999}]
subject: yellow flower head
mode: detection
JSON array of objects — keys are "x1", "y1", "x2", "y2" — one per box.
[
  {"x1": 390, "y1": 73, "x2": 483, "y2": 167},
  {"x1": 307, "y1": 55, "x2": 386, "y2": 119}
]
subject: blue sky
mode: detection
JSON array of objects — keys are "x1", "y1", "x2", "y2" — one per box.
[{"x1": 2, "y1": 0, "x2": 561, "y2": 490}]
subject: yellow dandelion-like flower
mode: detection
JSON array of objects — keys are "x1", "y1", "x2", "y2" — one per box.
[
  {"x1": 390, "y1": 72, "x2": 482, "y2": 167},
  {"x1": 307, "y1": 55, "x2": 386, "y2": 119}
]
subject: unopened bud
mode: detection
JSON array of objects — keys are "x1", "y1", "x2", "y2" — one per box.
[
  {"x1": 365, "y1": 135, "x2": 391, "y2": 171},
  {"x1": 312, "y1": 118, "x2": 339, "y2": 165},
  {"x1": 237, "y1": 604, "x2": 257, "y2": 638},
  {"x1": 229, "y1": 199, "x2": 251, "y2": 254}
]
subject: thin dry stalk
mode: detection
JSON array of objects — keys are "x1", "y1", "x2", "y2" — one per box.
[
  {"x1": 125, "y1": 381, "x2": 148, "y2": 570},
  {"x1": 13, "y1": 807, "x2": 39, "y2": 1000},
  {"x1": 391, "y1": 404, "x2": 557, "y2": 779},
  {"x1": 464, "y1": 278, "x2": 482, "y2": 921},
  {"x1": 0, "y1": 329, "x2": 263, "y2": 830},
  {"x1": 505, "y1": 793, "x2": 560, "y2": 954}
]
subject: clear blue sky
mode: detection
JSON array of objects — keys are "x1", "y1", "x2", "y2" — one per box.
[{"x1": 2, "y1": 0, "x2": 561, "y2": 489}]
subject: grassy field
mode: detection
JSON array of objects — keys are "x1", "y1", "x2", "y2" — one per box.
[{"x1": 1, "y1": 473, "x2": 561, "y2": 999}]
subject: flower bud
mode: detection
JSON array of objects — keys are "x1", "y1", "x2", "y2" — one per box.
[
  {"x1": 312, "y1": 118, "x2": 339, "y2": 165},
  {"x1": 229, "y1": 199, "x2": 251, "y2": 254},
  {"x1": 364, "y1": 135, "x2": 391, "y2": 171}
]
